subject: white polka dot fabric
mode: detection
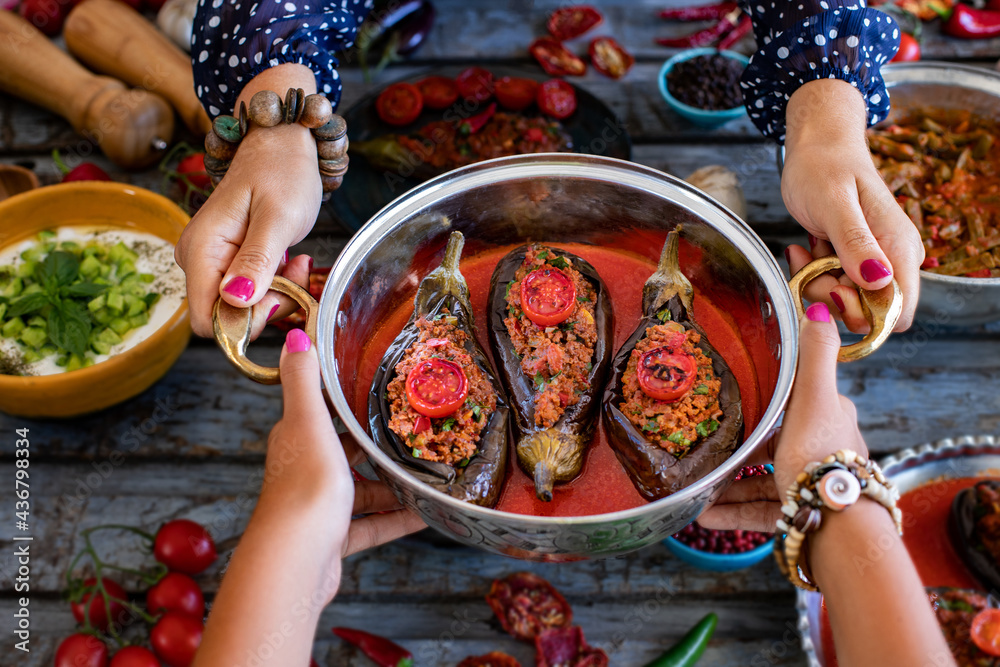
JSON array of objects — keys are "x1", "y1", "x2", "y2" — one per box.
[
  {"x1": 739, "y1": 0, "x2": 900, "y2": 143},
  {"x1": 191, "y1": 0, "x2": 372, "y2": 117}
]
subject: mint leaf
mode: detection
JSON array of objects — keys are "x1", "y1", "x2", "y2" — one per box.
[
  {"x1": 49, "y1": 301, "x2": 91, "y2": 358},
  {"x1": 63, "y1": 282, "x2": 106, "y2": 298},
  {"x1": 41, "y1": 251, "x2": 79, "y2": 287},
  {"x1": 7, "y1": 292, "x2": 50, "y2": 318}
]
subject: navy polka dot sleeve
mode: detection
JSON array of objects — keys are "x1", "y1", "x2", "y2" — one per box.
[
  {"x1": 192, "y1": 0, "x2": 373, "y2": 119},
  {"x1": 740, "y1": 0, "x2": 900, "y2": 143}
]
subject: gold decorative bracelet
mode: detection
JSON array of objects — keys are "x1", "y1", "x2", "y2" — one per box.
[
  {"x1": 774, "y1": 449, "x2": 902, "y2": 592},
  {"x1": 202, "y1": 88, "x2": 349, "y2": 200}
]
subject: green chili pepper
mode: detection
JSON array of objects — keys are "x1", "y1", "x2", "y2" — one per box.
[{"x1": 644, "y1": 612, "x2": 718, "y2": 667}]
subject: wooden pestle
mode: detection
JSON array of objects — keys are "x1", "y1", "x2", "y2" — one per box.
[
  {"x1": 0, "y1": 10, "x2": 174, "y2": 169},
  {"x1": 64, "y1": 0, "x2": 212, "y2": 136}
]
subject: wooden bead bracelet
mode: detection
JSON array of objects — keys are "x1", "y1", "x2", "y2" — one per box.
[
  {"x1": 203, "y1": 88, "x2": 349, "y2": 200},
  {"x1": 773, "y1": 449, "x2": 902, "y2": 592}
]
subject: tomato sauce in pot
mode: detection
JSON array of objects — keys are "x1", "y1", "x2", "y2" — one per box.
[{"x1": 353, "y1": 242, "x2": 762, "y2": 517}]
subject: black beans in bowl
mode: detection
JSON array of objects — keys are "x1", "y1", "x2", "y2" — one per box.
[{"x1": 666, "y1": 54, "x2": 744, "y2": 111}]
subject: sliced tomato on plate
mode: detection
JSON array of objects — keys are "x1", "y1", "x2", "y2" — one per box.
[
  {"x1": 589, "y1": 36, "x2": 634, "y2": 79},
  {"x1": 406, "y1": 358, "x2": 469, "y2": 418},
  {"x1": 530, "y1": 37, "x2": 587, "y2": 77},
  {"x1": 520, "y1": 267, "x2": 577, "y2": 326},
  {"x1": 972, "y1": 608, "x2": 1000, "y2": 657},
  {"x1": 536, "y1": 79, "x2": 578, "y2": 120},
  {"x1": 637, "y1": 347, "x2": 697, "y2": 402},
  {"x1": 495, "y1": 76, "x2": 540, "y2": 111},
  {"x1": 376, "y1": 82, "x2": 424, "y2": 126},
  {"x1": 547, "y1": 5, "x2": 603, "y2": 41},
  {"x1": 416, "y1": 76, "x2": 459, "y2": 109},
  {"x1": 456, "y1": 66, "x2": 495, "y2": 103}
]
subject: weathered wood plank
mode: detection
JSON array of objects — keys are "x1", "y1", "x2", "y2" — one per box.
[{"x1": 0, "y1": 598, "x2": 805, "y2": 667}]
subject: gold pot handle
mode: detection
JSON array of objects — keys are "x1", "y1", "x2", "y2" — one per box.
[
  {"x1": 212, "y1": 276, "x2": 319, "y2": 384},
  {"x1": 788, "y1": 255, "x2": 902, "y2": 363}
]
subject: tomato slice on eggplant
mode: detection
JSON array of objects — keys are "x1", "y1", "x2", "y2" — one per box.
[
  {"x1": 369, "y1": 232, "x2": 509, "y2": 507},
  {"x1": 602, "y1": 228, "x2": 743, "y2": 500},
  {"x1": 520, "y1": 267, "x2": 576, "y2": 326},
  {"x1": 405, "y1": 358, "x2": 469, "y2": 417},
  {"x1": 637, "y1": 348, "x2": 697, "y2": 402},
  {"x1": 488, "y1": 245, "x2": 613, "y2": 501},
  {"x1": 949, "y1": 480, "x2": 1000, "y2": 592}
]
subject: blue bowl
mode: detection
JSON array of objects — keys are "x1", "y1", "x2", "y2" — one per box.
[
  {"x1": 657, "y1": 48, "x2": 749, "y2": 129},
  {"x1": 664, "y1": 533, "x2": 774, "y2": 572}
]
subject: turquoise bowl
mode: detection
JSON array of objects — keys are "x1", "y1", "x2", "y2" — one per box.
[
  {"x1": 664, "y1": 533, "x2": 774, "y2": 572},
  {"x1": 658, "y1": 47, "x2": 750, "y2": 129}
]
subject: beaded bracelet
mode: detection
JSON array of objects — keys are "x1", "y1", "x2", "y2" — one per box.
[
  {"x1": 203, "y1": 88, "x2": 349, "y2": 201},
  {"x1": 773, "y1": 449, "x2": 903, "y2": 592}
]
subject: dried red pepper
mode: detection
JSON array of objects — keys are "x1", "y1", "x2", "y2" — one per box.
[
  {"x1": 530, "y1": 37, "x2": 588, "y2": 76},
  {"x1": 589, "y1": 36, "x2": 635, "y2": 79},
  {"x1": 658, "y1": 2, "x2": 738, "y2": 21},
  {"x1": 943, "y1": 3, "x2": 1000, "y2": 39},
  {"x1": 459, "y1": 102, "x2": 497, "y2": 134},
  {"x1": 535, "y1": 627, "x2": 609, "y2": 667},
  {"x1": 717, "y1": 15, "x2": 753, "y2": 51},
  {"x1": 486, "y1": 572, "x2": 573, "y2": 641},
  {"x1": 656, "y1": 13, "x2": 740, "y2": 47},
  {"x1": 458, "y1": 652, "x2": 523, "y2": 667},
  {"x1": 547, "y1": 5, "x2": 603, "y2": 40},
  {"x1": 331, "y1": 627, "x2": 413, "y2": 667}
]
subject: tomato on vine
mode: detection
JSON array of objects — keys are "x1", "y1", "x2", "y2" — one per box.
[
  {"x1": 147, "y1": 572, "x2": 205, "y2": 618},
  {"x1": 153, "y1": 520, "x2": 217, "y2": 575},
  {"x1": 70, "y1": 577, "x2": 129, "y2": 631},
  {"x1": 55, "y1": 634, "x2": 109, "y2": 667},
  {"x1": 109, "y1": 645, "x2": 161, "y2": 667},
  {"x1": 151, "y1": 612, "x2": 204, "y2": 667}
]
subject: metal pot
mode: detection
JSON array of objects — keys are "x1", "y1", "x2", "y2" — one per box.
[{"x1": 215, "y1": 154, "x2": 900, "y2": 561}]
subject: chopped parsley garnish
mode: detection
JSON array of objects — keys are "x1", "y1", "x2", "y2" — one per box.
[
  {"x1": 431, "y1": 312, "x2": 445, "y2": 321},
  {"x1": 642, "y1": 420, "x2": 660, "y2": 433},
  {"x1": 585, "y1": 362, "x2": 592, "y2": 372},
  {"x1": 576, "y1": 295, "x2": 591, "y2": 303},
  {"x1": 696, "y1": 419, "x2": 720, "y2": 437},
  {"x1": 938, "y1": 598, "x2": 975, "y2": 613},
  {"x1": 411, "y1": 448, "x2": 422, "y2": 457},
  {"x1": 466, "y1": 399, "x2": 483, "y2": 421},
  {"x1": 536, "y1": 250, "x2": 550, "y2": 260},
  {"x1": 504, "y1": 282, "x2": 512, "y2": 299},
  {"x1": 656, "y1": 308, "x2": 673, "y2": 323},
  {"x1": 547, "y1": 256, "x2": 570, "y2": 270},
  {"x1": 408, "y1": 434, "x2": 417, "y2": 442},
  {"x1": 693, "y1": 384, "x2": 710, "y2": 395},
  {"x1": 667, "y1": 431, "x2": 692, "y2": 447},
  {"x1": 558, "y1": 321, "x2": 575, "y2": 332},
  {"x1": 441, "y1": 417, "x2": 456, "y2": 431},
  {"x1": 457, "y1": 458, "x2": 470, "y2": 468}
]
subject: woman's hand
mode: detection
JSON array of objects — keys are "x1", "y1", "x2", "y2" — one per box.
[
  {"x1": 782, "y1": 79, "x2": 924, "y2": 332},
  {"x1": 699, "y1": 302, "x2": 867, "y2": 532},
  {"x1": 174, "y1": 64, "x2": 323, "y2": 338}
]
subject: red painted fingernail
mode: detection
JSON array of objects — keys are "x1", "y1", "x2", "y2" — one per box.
[
  {"x1": 807, "y1": 234, "x2": 818, "y2": 248},
  {"x1": 308, "y1": 257, "x2": 314, "y2": 274},
  {"x1": 806, "y1": 302, "x2": 831, "y2": 323},
  {"x1": 783, "y1": 247, "x2": 791, "y2": 265},
  {"x1": 268, "y1": 303, "x2": 279, "y2": 321},
  {"x1": 223, "y1": 276, "x2": 255, "y2": 301},
  {"x1": 283, "y1": 249, "x2": 289, "y2": 263},
  {"x1": 860, "y1": 259, "x2": 891, "y2": 283},
  {"x1": 829, "y1": 291, "x2": 846, "y2": 313},
  {"x1": 286, "y1": 328, "x2": 311, "y2": 353}
]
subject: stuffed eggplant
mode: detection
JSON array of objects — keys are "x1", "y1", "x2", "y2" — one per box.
[
  {"x1": 368, "y1": 232, "x2": 509, "y2": 507},
  {"x1": 602, "y1": 228, "x2": 743, "y2": 501},
  {"x1": 487, "y1": 245, "x2": 613, "y2": 501},
  {"x1": 950, "y1": 480, "x2": 1000, "y2": 591}
]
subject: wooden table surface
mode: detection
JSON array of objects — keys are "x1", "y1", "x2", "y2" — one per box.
[{"x1": 3, "y1": 1, "x2": 1000, "y2": 665}]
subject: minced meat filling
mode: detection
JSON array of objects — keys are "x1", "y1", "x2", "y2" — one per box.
[
  {"x1": 386, "y1": 314, "x2": 496, "y2": 466},
  {"x1": 503, "y1": 246, "x2": 598, "y2": 429},
  {"x1": 618, "y1": 322, "x2": 722, "y2": 457},
  {"x1": 928, "y1": 589, "x2": 999, "y2": 667}
]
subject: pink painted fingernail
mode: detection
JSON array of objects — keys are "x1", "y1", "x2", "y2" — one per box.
[
  {"x1": 223, "y1": 276, "x2": 255, "y2": 301},
  {"x1": 783, "y1": 247, "x2": 791, "y2": 265},
  {"x1": 829, "y1": 291, "x2": 846, "y2": 313},
  {"x1": 268, "y1": 303, "x2": 279, "y2": 321},
  {"x1": 286, "y1": 328, "x2": 311, "y2": 353},
  {"x1": 806, "y1": 302, "x2": 830, "y2": 323},
  {"x1": 307, "y1": 257, "x2": 314, "y2": 274},
  {"x1": 860, "y1": 259, "x2": 891, "y2": 283},
  {"x1": 283, "y1": 249, "x2": 289, "y2": 263},
  {"x1": 807, "y1": 233, "x2": 818, "y2": 248}
]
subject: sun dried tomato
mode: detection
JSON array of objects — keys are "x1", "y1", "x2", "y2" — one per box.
[
  {"x1": 535, "y1": 627, "x2": 608, "y2": 667},
  {"x1": 486, "y1": 572, "x2": 573, "y2": 641}
]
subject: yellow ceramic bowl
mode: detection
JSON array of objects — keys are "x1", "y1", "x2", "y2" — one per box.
[{"x1": 0, "y1": 182, "x2": 190, "y2": 417}]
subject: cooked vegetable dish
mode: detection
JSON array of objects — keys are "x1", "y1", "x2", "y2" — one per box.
[
  {"x1": 869, "y1": 109, "x2": 1000, "y2": 278},
  {"x1": 928, "y1": 588, "x2": 1000, "y2": 667}
]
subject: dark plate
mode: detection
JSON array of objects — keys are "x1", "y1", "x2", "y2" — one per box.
[{"x1": 328, "y1": 65, "x2": 633, "y2": 232}]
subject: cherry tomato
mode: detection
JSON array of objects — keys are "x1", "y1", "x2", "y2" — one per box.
[
  {"x1": 71, "y1": 577, "x2": 129, "y2": 631},
  {"x1": 147, "y1": 573, "x2": 205, "y2": 618},
  {"x1": 637, "y1": 348, "x2": 697, "y2": 402},
  {"x1": 529, "y1": 38, "x2": 587, "y2": 77},
  {"x1": 494, "y1": 76, "x2": 539, "y2": 111},
  {"x1": 415, "y1": 76, "x2": 459, "y2": 109},
  {"x1": 536, "y1": 80, "x2": 578, "y2": 120},
  {"x1": 150, "y1": 612, "x2": 203, "y2": 667},
  {"x1": 589, "y1": 36, "x2": 634, "y2": 79},
  {"x1": 455, "y1": 67, "x2": 495, "y2": 103},
  {"x1": 972, "y1": 608, "x2": 1000, "y2": 657},
  {"x1": 55, "y1": 634, "x2": 109, "y2": 667},
  {"x1": 376, "y1": 82, "x2": 424, "y2": 126},
  {"x1": 109, "y1": 646, "x2": 161, "y2": 667},
  {"x1": 177, "y1": 154, "x2": 210, "y2": 191},
  {"x1": 405, "y1": 359, "x2": 468, "y2": 418},
  {"x1": 153, "y1": 520, "x2": 217, "y2": 575},
  {"x1": 891, "y1": 32, "x2": 920, "y2": 62},
  {"x1": 62, "y1": 163, "x2": 112, "y2": 183},
  {"x1": 547, "y1": 5, "x2": 603, "y2": 41},
  {"x1": 19, "y1": 0, "x2": 72, "y2": 36},
  {"x1": 520, "y1": 267, "x2": 576, "y2": 326}
]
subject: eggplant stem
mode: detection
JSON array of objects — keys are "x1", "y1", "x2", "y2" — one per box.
[
  {"x1": 414, "y1": 231, "x2": 471, "y2": 317},
  {"x1": 643, "y1": 227, "x2": 694, "y2": 316},
  {"x1": 534, "y1": 463, "x2": 555, "y2": 502}
]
